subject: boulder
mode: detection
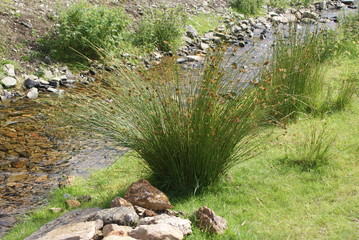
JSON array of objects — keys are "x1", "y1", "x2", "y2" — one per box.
[
  {"x1": 103, "y1": 224, "x2": 133, "y2": 237},
  {"x1": 24, "y1": 78, "x2": 40, "y2": 89},
  {"x1": 90, "y1": 207, "x2": 139, "y2": 225},
  {"x1": 38, "y1": 220, "x2": 103, "y2": 240},
  {"x1": 139, "y1": 214, "x2": 192, "y2": 235},
  {"x1": 1, "y1": 77, "x2": 17, "y2": 88},
  {"x1": 26, "y1": 87, "x2": 38, "y2": 99},
  {"x1": 110, "y1": 197, "x2": 134, "y2": 209},
  {"x1": 130, "y1": 223, "x2": 183, "y2": 240},
  {"x1": 195, "y1": 206, "x2": 227, "y2": 234},
  {"x1": 124, "y1": 179, "x2": 173, "y2": 211},
  {"x1": 25, "y1": 208, "x2": 102, "y2": 240}
]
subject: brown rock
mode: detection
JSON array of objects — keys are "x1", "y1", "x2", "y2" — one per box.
[
  {"x1": 124, "y1": 179, "x2": 173, "y2": 211},
  {"x1": 66, "y1": 199, "x2": 81, "y2": 208},
  {"x1": 130, "y1": 223, "x2": 183, "y2": 240},
  {"x1": 59, "y1": 175, "x2": 76, "y2": 188},
  {"x1": 103, "y1": 224, "x2": 133, "y2": 237},
  {"x1": 195, "y1": 206, "x2": 227, "y2": 234},
  {"x1": 111, "y1": 197, "x2": 134, "y2": 208},
  {"x1": 134, "y1": 205, "x2": 157, "y2": 218}
]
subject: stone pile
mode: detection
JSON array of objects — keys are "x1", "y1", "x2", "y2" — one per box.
[{"x1": 25, "y1": 179, "x2": 227, "y2": 240}]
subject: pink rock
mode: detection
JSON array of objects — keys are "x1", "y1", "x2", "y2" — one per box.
[
  {"x1": 103, "y1": 224, "x2": 133, "y2": 237},
  {"x1": 130, "y1": 223, "x2": 183, "y2": 240}
]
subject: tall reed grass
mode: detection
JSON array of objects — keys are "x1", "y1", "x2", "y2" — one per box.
[{"x1": 63, "y1": 50, "x2": 265, "y2": 193}]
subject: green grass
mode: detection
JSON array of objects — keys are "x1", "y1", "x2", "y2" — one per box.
[
  {"x1": 187, "y1": 13, "x2": 222, "y2": 35},
  {"x1": 4, "y1": 56, "x2": 359, "y2": 240}
]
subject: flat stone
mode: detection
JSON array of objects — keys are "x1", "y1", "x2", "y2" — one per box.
[
  {"x1": 103, "y1": 224, "x2": 133, "y2": 237},
  {"x1": 90, "y1": 207, "x2": 139, "y2": 225},
  {"x1": 38, "y1": 220, "x2": 103, "y2": 240},
  {"x1": 130, "y1": 223, "x2": 183, "y2": 240},
  {"x1": 124, "y1": 179, "x2": 173, "y2": 211},
  {"x1": 196, "y1": 206, "x2": 227, "y2": 234},
  {"x1": 139, "y1": 214, "x2": 192, "y2": 235},
  {"x1": 177, "y1": 57, "x2": 187, "y2": 64},
  {"x1": 1, "y1": 77, "x2": 17, "y2": 88},
  {"x1": 25, "y1": 208, "x2": 102, "y2": 240}
]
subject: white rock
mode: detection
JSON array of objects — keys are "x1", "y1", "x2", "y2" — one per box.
[
  {"x1": 139, "y1": 214, "x2": 192, "y2": 235},
  {"x1": 27, "y1": 87, "x2": 38, "y2": 99},
  {"x1": 130, "y1": 223, "x2": 183, "y2": 240},
  {"x1": 1, "y1": 77, "x2": 17, "y2": 88},
  {"x1": 38, "y1": 220, "x2": 103, "y2": 240}
]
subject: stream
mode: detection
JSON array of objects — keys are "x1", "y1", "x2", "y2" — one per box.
[{"x1": 0, "y1": 6, "x2": 356, "y2": 237}]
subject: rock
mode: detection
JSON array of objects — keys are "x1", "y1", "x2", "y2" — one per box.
[
  {"x1": 44, "y1": 70, "x2": 53, "y2": 79},
  {"x1": 177, "y1": 57, "x2": 187, "y2": 64},
  {"x1": 195, "y1": 206, "x2": 227, "y2": 234},
  {"x1": 26, "y1": 87, "x2": 38, "y2": 99},
  {"x1": 103, "y1": 224, "x2": 133, "y2": 237},
  {"x1": 103, "y1": 236, "x2": 137, "y2": 240},
  {"x1": 302, "y1": 11, "x2": 319, "y2": 20},
  {"x1": 24, "y1": 78, "x2": 40, "y2": 89},
  {"x1": 65, "y1": 69, "x2": 76, "y2": 80},
  {"x1": 25, "y1": 208, "x2": 102, "y2": 240},
  {"x1": 1, "y1": 77, "x2": 17, "y2": 88},
  {"x1": 187, "y1": 55, "x2": 205, "y2": 62},
  {"x1": 341, "y1": 0, "x2": 354, "y2": 5},
  {"x1": 199, "y1": 42, "x2": 210, "y2": 51},
  {"x1": 130, "y1": 223, "x2": 183, "y2": 240},
  {"x1": 186, "y1": 25, "x2": 198, "y2": 39},
  {"x1": 38, "y1": 220, "x2": 103, "y2": 240},
  {"x1": 66, "y1": 199, "x2": 81, "y2": 208},
  {"x1": 134, "y1": 205, "x2": 157, "y2": 218},
  {"x1": 90, "y1": 207, "x2": 139, "y2": 225},
  {"x1": 139, "y1": 214, "x2": 192, "y2": 235},
  {"x1": 3, "y1": 64, "x2": 15, "y2": 77},
  {"x1": 183, "y1": 36, "x2": 193, "y2": 45},
  {"x1": 124, "y1": 179, "x2": 173, "y2": 211},
  {"x1": 59, "y1": 175, "x2": 75, "y2": 188},
  {"x1": 283, "y1": 13, "x2": 297, "y2": 22},
  {"x1": 110, "y1": 197, "x2": 134, "y2": 208}
]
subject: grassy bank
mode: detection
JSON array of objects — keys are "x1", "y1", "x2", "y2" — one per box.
[{"x1": 4, "y1": 54, "x2": 358, "y2": 239}]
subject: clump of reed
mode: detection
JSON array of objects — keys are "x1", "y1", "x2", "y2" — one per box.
[{"x1": 63, "y1": 49, "x2": 266, "y2": 193}]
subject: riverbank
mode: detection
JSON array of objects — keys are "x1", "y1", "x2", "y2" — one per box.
[{"x1": 4, "y1": 54, "x2": 358, "y2": 239}]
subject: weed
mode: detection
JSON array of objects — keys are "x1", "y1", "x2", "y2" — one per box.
[
  {"x1": 133, "y1": 6, "x2": 187, "y2": 52},
  {"x1": 230, "y1": 0, "x2": 264, "y2": 15},
  {"x1": 42, "y1": 2, "x2": 129, "y2": 61},
  {"x1": 283, "y1": 123, "x2": 334, "y2": 169}
]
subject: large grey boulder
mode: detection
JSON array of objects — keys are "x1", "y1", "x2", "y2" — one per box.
[{"x1": 25, "y1": 207, "x2": 101, "y2": 240}]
